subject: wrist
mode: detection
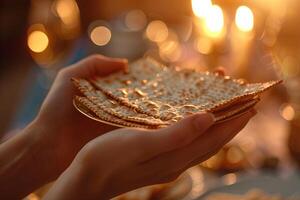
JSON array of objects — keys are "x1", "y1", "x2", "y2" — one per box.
[
  {"x1": 0, "y1": 120, "x2": 57, "y2": 198},
  {"x1": 71, "y1": 149, "x2": 111, "y2": 198},
  {"x1": 45, "y1": 152, "x2": 110, "y2": 200},
  {"x1": 21, "y1": 120, "x2": 59, "y2": 182}
]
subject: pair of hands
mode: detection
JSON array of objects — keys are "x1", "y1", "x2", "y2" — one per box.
[{"x1": 24, "y1": 55, "x2": 255, "y2": 199}]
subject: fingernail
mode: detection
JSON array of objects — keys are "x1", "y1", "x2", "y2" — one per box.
[{"x1": 193, "y1": 112, "x2": 215, "y2": 131}]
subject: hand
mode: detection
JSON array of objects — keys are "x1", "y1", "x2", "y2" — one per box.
[
  {"x1": 34, "y1": 55, "x2": 127, "y2": 178},
  {"x1": 45, "y1": 110, "x2": 256, "y2": 200}
]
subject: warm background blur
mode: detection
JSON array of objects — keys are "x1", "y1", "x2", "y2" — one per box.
[{"x1": 1, "y1": 0, "x2": 300, "y2": 199}]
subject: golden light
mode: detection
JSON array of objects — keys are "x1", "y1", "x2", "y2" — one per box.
[
  {"x1": 204, "y1": 5, "x2": 224, "y2": 38},
  {"x1": 282, "y1": 56, "x2": 299, "y2": 77},
  {"x1": 158, "y1": 30, "x2": 181, "y2": 62},
  {"x1": 226, "y1": 146, "x2": 244, "y2": 164},
  {"x1": 55, "y1": 0, "x2": 79, "y2": 26},
  {"x1": 235, "y1": 6, "x2": 254, "y2": 32},
  {"x1": 125, "y1": 10, "x2": 147, "y2": 31},
  {"x1": 191, "y1": 0, "x2": 212, "y2": 18},
  {"x1": 223, "y1": 173, "x2": 237, "y2": 185},
  {"x1": 146, "y1": 20, "x2": 168, "y2": 43},
  {"x1": 280, "y1": 104, "x2": 295, "y2": 121},
  {"x1": 27, "y1": 30, "x2": 49, "y2": 53},
  {"x1": 194, "y1": 37, "x2": 213, "y2": 54},
  {"x1": 90, "y1": 26, "x2": 112, "y2": 46},
  {"x1": 159, "y1": 40, "x2": 182, "y2": 62},
  {"x1": 201, "y1": 149, "x2": 225, "y2": 169},
  {"x1": 26, "y1": 193, "x2": 40, "y2": 200}
]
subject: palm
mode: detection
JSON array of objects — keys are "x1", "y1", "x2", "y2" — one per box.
[{"x1": 36, "y1": 55, "x2": 126, "y2": 175}]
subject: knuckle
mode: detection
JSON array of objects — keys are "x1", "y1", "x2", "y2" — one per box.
[
  {"x1": 77, "y1": 141, "x2": 97, "y2": 165},
  {"x1": 57, "y1": 67, "x2": 71, "y2": 79},
  {"x1": 87, "y1": 54, "x2": 103, "y2": 62}
]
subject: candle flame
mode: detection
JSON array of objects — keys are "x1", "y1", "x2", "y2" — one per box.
[
  {"x1": 191, "y1": 0, "x2": 212, "y2": 18},
  {"x1": 235, "y1": 6, "x2": 254, "y2": 32},
  {"x1": 204, "y1": 5, "x2": 224, "y2": 38}
]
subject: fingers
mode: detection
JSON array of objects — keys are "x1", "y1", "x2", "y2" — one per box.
[
  {"x1": 137, "y1": 113, "x2": 215, "y2": 162},
  {"x1": 185, "y1": 110, "x2": 257, "y2": 168},
  {"x1": 181, "y1": 109, "x2": 256, "y2": 165},
  {"x1": 60, "y1": 54, "x2": 128, "y2": 79},
  {"x1": 140, "y1": 110, "x2": 255, "y2": 177}
]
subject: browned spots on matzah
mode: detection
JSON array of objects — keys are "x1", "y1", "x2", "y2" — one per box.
[
  {"x1": 72, "y1": 58, "x2": 282, "y2": 129},
  {"x1": 74, "y1": 96, "x2": 159, "y2": 129}
]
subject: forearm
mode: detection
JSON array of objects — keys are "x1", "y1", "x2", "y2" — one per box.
[
  {"x1": 43, "y1": 155, "x2": 109, "y2": 200},
  {"x1": 0, "y1": 120, "x2": 56, "y2": 199}
]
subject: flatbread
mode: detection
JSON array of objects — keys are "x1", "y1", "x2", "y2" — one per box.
[
  {"x1": 214, "y1": 97, "x2": 259, "y2": 123},
  {"x1": 74, "y1": 96, "x2": 158, "y2": 129},
  {"x1": 91, "y1": 58, "x2": 282, "y2": 122},
  {"x1": 72, "y1": 78, "x2": 169, "y2": 126},
  {"x1": 74, "y1": 95, "x2": 259, "y2": 128}
]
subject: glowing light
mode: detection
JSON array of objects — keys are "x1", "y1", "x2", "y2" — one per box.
[
  {"x1": 226, "y1": 146, "x2": 244, "y2": 164},
  {"x1": 235, "y1": 6, "x2": 254, "y2": 32},
  {"x1": 125, "y1": 10, "x2": 147, "y2": 31},
  {"x1": 55, "y1": 0, "x2": 79, "y2": 25},
  {"x1": 204, "y1": 5, "x2": 224, "y2": 38},
  {"x1": 159, "y1": 40, "x2": 182, "y2": 62},
  {"x1": 202, "y1": 149, "x2": 225, "y2": 169},
  {"x1": 223, "y1": 173, "x2": 237, "y2": 185},
  {"x1": 191, "y1": 0, "x2": 212, "y2": 18},
  {"x1": 280, "y1": 104, "x2": 295, "y2": 121},
  {"x1": 27, "y1": 30, "x2": 49, "y2": 53},
  {"x1": 26, "y1": 193, "x2": 40, "y2": 200},
  {"x1": 194, "y1": 37, "x2": 213, "y2": 54},
  {"x1": 158, "y1": 30, "x2": 181, "y2": 62},
  {"x1": 146, "y1": 20, "x2": 168, "y2": 43},
  {"x1": 282, "y1": 56, "x2": 299, "y2": 77},
  {"x1": 90, "y1": 26, "x2": 112, "y2": 46}
]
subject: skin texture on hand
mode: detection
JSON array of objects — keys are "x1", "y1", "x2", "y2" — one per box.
[
  {"x1": 36, "y1": 55, "x2": 128, "y2": 176},
  {"x1": 0, "y1": 55, "x2": 256, "y2": 199},
  {"x1": 44, "y1": 110, "x2": 256, "y2": 200},
  {"x1": 0, "y1": 55, "x2": 128, "y2": 199}
]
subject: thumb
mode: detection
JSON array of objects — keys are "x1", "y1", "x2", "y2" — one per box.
[
  {"x1": 140, "y1": 113, "x2": 215, "y2": 159},
  {"x1": 61, "y1": 54, "x2": 128, "y2": 79}
]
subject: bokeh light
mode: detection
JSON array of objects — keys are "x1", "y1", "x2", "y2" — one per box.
[
  {"x1": 222, "y1": 173, "x2": 237, "y2": 185},
  {"x1": 159, "y1": 40, "x2": 182, "y2": 62},
  {"x1": 204, "y1": 5, "x2": 224, "y2": 38},
  {"x1": 235, "y1": 6, "x2": 254, "y2": 32},
  {"x1": 158, "y1": 30, "x2": 181, "y2": 62},
  {"x1": 146, "y1": 20, "x2": 169, "y2": 43},
  {"x1": 226, "y1": 146, "x2": 244, "y2": 164},
  {"x1": 194, "y1": 37, "x2": 213, "y2": 54},
  {"x1": 282, "y1": 56, "x2": 299, "y2": 77},
  {"x1": 191, "y1": 0, "x2": 212, "y2": 18},
  {"x1": 27, "y1": 30, "x2": 49, "y2": 53},
  {"x1": 125, "y1": 10, "x2": 147, "y2": 31},
  {"x1": 280, "y1": 104, "x2": 295, "y2": 121},
  {"x1": 90, "y1": 26, "x2": 112, "y2": 46},
  {"x1": 55, "y1": 0, "x2": 79, "y2": 26}
]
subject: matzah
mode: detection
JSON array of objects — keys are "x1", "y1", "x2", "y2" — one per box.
[
  {"x1": 72, "y1": 58, "x2": 282, "y2": 129},
  {"x1": 74, "y1": 96, "x2": 158, "y2": 129},
  {"x1": 91, "y1": 58, "x2": 281, "y2": 122}
]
